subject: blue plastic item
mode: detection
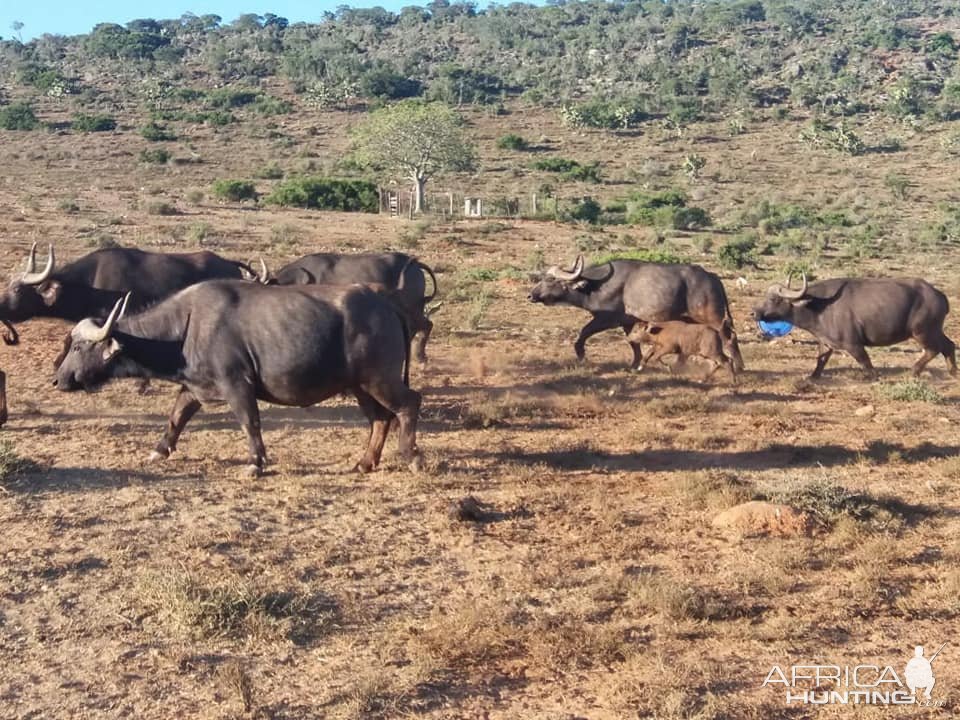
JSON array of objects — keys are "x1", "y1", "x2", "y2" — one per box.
[{"x1": 757, "y1": 319, "x2": 794, "y2": 338}]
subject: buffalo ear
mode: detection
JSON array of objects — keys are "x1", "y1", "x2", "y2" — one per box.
[
  {"x1": 573, "y1": 279, "x2": 589, "y2": 291},
  {"x1": 790, "y1": 298, "x2": 813, "y2": 307},
  {"x1": 38, "y1": 280, "x2": 62, "y2": 306},
  {"x1": 102, "y1": 338, "x2": 122, "y2": 361}
]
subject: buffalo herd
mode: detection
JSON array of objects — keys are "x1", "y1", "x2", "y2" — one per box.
[{"x1": 0, "y1": 244, "x2": 956, "y2": 474}]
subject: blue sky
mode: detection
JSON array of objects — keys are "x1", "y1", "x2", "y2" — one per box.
[{"x1": 2, "y1": 1, "x2": 416, "y2": 41}]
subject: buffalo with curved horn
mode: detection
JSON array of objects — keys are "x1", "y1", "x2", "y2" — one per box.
[
  {"x1": 0, "y1": 243, "x2": 262, "y2": 426},
  {"x1": 754, "y1": 273, "x2": 957, "y2": 378},
  {"x1": 529, "y1": 254, "x2": 744, "y2": 371}
]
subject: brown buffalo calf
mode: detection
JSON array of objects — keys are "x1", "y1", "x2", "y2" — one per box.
[{"x1": 631, "y1": 321, "x2": 737, "y2": 382}]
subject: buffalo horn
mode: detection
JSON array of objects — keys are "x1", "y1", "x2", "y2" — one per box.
[
  {"x1": 74, "y1": 293, "x2": 131, "y2": 343},
  {"x1": 258, "y1": 257, "x2": 271, "y2": 284},
  {"x1": 546, "y1": 254, "x2": 585, "y2": 281},
  {"x1": 771, "y1": 272, "x2": 808, "y2": 300},
  {"x1": 21, "y1": 244, "x2": 55, "y2": 286}
]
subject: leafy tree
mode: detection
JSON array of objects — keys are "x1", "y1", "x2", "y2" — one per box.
[{"x1": 351, "y1": 100, "x2": 476, "y2": 213}]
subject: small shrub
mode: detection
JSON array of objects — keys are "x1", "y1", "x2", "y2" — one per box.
[
  {"x1": 254, "y1": 95, "x2": 293, "y2": 116},
  {"x1": 264, "y1": 177, "x2": 378, "y2": 212},
  {"x1": 563, "y1": 162, "x2": 602, "y2": 183},
  {"x1": 72, "y1": 113, "x2": 116, "y2": 132},
  {"x1": 254, "y1": 163, "x2": 284, "y2": 179},
  {"x1": 206, "y1": 88, "x2": 259, "y2": 109},
  {"x1": 717, "y1": 234, "x2": 757, "y2": 269},
  {"x1": 186, "y1": 189, "x2": 205, "y2": 204},
  {"x1": 0, "y1": 102, "x2": 39, "y2": 130},
  {"x1": 532, "y1": 157, "x2": 580, "y2": 173},
  {"x1": 140, "y1": 122, "x2": 176, "y2": 141},
  {"x1": 884, "y1": 174, "x2": 909, "y2": 200},
  {"x1": 57, "y1": 199, "x2": 80, "y2": 213},
  {"x1": 0, "y1": 439, "x2": 31, "y2": 482},
  {"x1": 879, "y1": 380, "x2": 943, "y2": 404},
  {"x1": 497, "y1": 133, "x2": 529, "y2": 151},
  {"x1": 624, "y1": 188, "x2": 687, "y2": 225},
  {"x1": 146, "y1": 201, "x2": 179, "y2": 216},
  {"x1": 140, "y1": 148, "x2": 171, "y2": 164},
  {"x1": 560, "y1": 98, "x2": 647, "y2": 129},
  {"x1": 212, "y1": 179, "x2": 257, "y2": 202},
  {"x1": 187, "y1": 223, "x2": 212, "y2": 244},
  {"x1": 561, "y1": 197, "x2": 601, "y2": 224}
]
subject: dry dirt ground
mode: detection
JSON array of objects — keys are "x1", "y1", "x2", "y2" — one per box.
[{"x1": 1, "y1": 106, "x2": 960, "y2": 719}]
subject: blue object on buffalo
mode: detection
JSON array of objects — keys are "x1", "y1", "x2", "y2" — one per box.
[{"x1": 757, "y1": 319, "x2": 794, "y2": 337}]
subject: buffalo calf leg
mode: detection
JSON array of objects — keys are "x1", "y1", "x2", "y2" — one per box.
[
  {"x1": 150, "y1": 386, "x2": 201, "y2": 462},
  {"x1": 622, "y1": 324, "x2": 644, "y2": 371},
  {"x1": 224, "y1": 389, "x2": 266, "y2": 477},
  {"x1": 0, "y1": 370, "x2": 6, "y2": 427}
]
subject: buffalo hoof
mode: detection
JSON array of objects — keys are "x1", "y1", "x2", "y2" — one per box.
[
  {"x1": 240, "y1": 464, "x2": 262, "y2": 479},
  {"x1": 147, "y1": 449, "x2": 169, "y2": 463},
  {"x1": 408, "y1": 452, "x2": 424, "y2": 472},
  {"x1": 354, "y1": 460, "x2": 376, "y2": 474}
]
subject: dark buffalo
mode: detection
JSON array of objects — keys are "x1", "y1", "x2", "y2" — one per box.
[
  {"x1": 0, "y1": 321, "x2": 16, "y2": 426},
  {"x1": 528, "y1": 255, "x2": 744, "y2": 371},
  {"x1": 54, "y1": 281, "x2": 421, "y2": 477},
  {"x1": 0, "y1": 243, "x2": 258, "y2": 423},
  {"x1": 753, "y1": 273, "x2": 957, "y2": 378},
  {"x1": 259, "y1": 252, "x2": 438, "y2": 363},
  {"x1": 1, "y1": 244, "x2": 257, "y2": 325}
]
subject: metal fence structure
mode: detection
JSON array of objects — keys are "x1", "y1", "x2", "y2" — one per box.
[{"x1": 379, "y1": 188, "x2": 576, "y2": 220}]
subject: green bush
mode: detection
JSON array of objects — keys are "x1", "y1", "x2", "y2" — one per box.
[
  {"x1": 717, "y1": 235, "x2": 758, "y2": 269},
  {"x1": 0, "y1": 103, "x2": 39, "y2": 130},
  {"x1": 206, "y1": 88, "x2": 259, "y2": 109},
  {"x1": 560, "y1": 99, "x2": 647, "y2": 129},
  {"x1": 560, "y1": 198, "x2": 601, "y2": 224},
  {"x1": 264, "y1": 177, "x2": 378, "y2": 212},
  {"x1": 72, "y1": 113, "x2": 116, "y2": 132},
  {"x1": 212, "y1": 179, "x2": 258, "y2": 202},
  {"x1": 595, "y1": 249, "x2": 683, "y2": 264},
  {"x1": 140, "y1": 148, "x2": 172, "y2": 164},
  {"x1": 562, "y1": 163, "x2": 602, "y2": 183},
  {"x1": 141, "y1": 122, "x2": 176, "y2": 141},
  {"x1": 532, "y1": 157, "x2": 580, "y2": 172},
  {"x1": 254, "y1": 95, "x2": 293, "y2": 116},
  {"x1": 624, "y1": 189, "x2": 699, "y2": 227},
  {"x1": 497, "y1": 134, "x2": 529, "y2": 151},
  {"x1": 879, "y1": 380, "x2": 943, "y2": 404}
]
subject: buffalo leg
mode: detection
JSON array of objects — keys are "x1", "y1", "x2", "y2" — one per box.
[
  {"x1": 942, "y1": 334, "x2": 958, "y2": 375},
  {"x1": 721, "y1": 320, "x2": 745, "y2": 372},
  {"x1": 622, "y1": 323, "x2": 644, "y2": 371},
  {"x1": 353, "y1": 389, "x2": 393, "y2": 472},
  {"x1": 846, "y1": 345, "x2": 876, "y2": 378},
  {"x1": 224, "y1": 389, "x2": 266, "y2": 477},
  {"x1": 0, "y1": 370, "x2": 6, "y2": 427},
  {"x1": 912, "y1": 347, "x2": 938, "y2": 377},
  {"x1": 362, "y1": 381, "x2": 421, "y2": 468},
  {"x1": 413, "y1": 316, "x2": 433, "y2": 365},
  {"x1": 573, "y1": 315, "x2": 622, "y2": 363},
  {"x1": 150, "y1": 386, "x2": 202, "y2": 462},
  {"x1": 810, "y1": 345, "x2": 834, "y2": 379}
]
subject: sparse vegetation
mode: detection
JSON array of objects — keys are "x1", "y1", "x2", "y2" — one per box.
[
  {"x1": 497, "y1": 134, "x2": 529, "y2": 151},
  {"x1": 879, "y1": 379, "x2": 943, "y2": 404},
  {"x1": 212, "y1": 179, "x2": 257, "y2": 202},
  {"x1": 139, "y1": 148, "x2": 171, "y2": 164},
  {"x1": 71, "y1": 113, "x2": 116, "y2": 132},
  {"x1": 0, "y1": 102, "x2": 39, "y2": 130}
]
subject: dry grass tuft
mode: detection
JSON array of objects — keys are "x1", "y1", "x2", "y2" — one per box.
[
  {"x1": 135, "y1": 567, "x2": 337, "y2": 643},
  {"x1": 216, "y1": 660, "x2": 256, "y2": 715}
]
